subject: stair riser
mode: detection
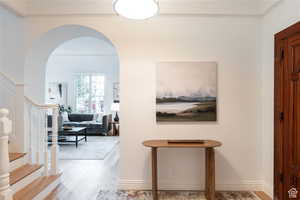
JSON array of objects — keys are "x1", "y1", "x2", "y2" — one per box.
[
  {"x1": 11, "y1": 167, "x2": 44, "y2": 193},
  {"x1": 10, "y1": 155, "x2": 27, "y2": 172},
  {"x1": 33, "y1": 177, "x2": 60, "y2": 200}
]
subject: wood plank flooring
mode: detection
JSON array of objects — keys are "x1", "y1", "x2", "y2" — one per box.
[
  {"x1": 46, "y1": 137, "x2": 120, "y2": 200},
  {"x1": 254, "y1": 191, "x2": 272, "y2": 200},
  {"x1": 43, "y1": 137, "x2": 271, "y2": 200}
]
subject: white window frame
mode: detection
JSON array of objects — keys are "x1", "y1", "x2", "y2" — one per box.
[{"x1": 74, "y1": 73, "x2": 105, "y2": 114}]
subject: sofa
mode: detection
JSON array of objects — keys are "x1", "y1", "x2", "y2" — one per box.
[{"x1": 48, "y1": 114, "x2": 112, "y2": 136}]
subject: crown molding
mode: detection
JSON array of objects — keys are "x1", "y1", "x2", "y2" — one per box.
[
  {"x1": 0, "y1": 2, "x2": 24, "y2": 17},
  {"x1": 51, "y1": 54, "x2": 118, "y2": 57},
  {"x1": 0, "y1": 0, "x2": 283, "y2": 18},
  {"x1": 0, "y1": 0, "x2": 283, "y2": 17},
  {"x1": 260, "y1": 0, "x2": 283, "y2": 15}
]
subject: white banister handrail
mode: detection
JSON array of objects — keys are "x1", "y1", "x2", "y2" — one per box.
[
  {"x1": 0, "y1": 71, "x2": 57, "y2": 109},
  {"x1": 24, "y1": 96, "x2": 58, "y2": 109}
]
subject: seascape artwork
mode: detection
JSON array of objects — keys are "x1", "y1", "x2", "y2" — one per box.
[{"x1": 156, "y1": 62, "x2": 217, "y2": 122}]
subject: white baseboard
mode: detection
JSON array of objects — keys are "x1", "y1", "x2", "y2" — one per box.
[
  {"x1": 119, "y1": 179, "x2": 264, "y2": 191},
  {"x1": 263, "y1": 182, "x2": 273, "y2": 199}
]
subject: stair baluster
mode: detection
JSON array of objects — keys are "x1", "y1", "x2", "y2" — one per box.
[
  {"x1": 0, "y1": 108, "x2": 13, "y2": 200},
  {"x1": 35, "y1": 107, "x2": 40, "y2": 165},
  {"x1": 43, "y1": 110, "x2": 49, "y2": 176},
  {"x1": 25, "y1": 97, "x2": 59, "y2": 176},
  {"x1": 50, "y1": 107, "x2": 59, "y2": 175}
]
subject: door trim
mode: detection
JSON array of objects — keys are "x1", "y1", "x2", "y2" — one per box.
[
  {"x1": 274, "y1": 21, "x2": 300, "y2": 200},
  {"x1": 275, "y1": 22, "x2": 300, "y2": 41}
]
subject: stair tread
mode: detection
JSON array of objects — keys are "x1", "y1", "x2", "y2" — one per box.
[
  {"x1": 44, "y1": 186, "x2": 59, "y2": 200},
  {"x1": 9, "y1": 153, "x2": 26, "y2": 162},
  {"x1": 13, "y1": 174, "x2": 61, "y2": 200},
  {"x1": 10, "y1": 164, "x2": 43, "y2": 185}
]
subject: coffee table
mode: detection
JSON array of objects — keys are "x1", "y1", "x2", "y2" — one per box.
[{"x1": 48, "y1": 127, "x2": 87, "y2": 148}]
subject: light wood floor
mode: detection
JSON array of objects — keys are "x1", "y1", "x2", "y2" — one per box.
[
  {"x1": 44, "y1": 137, "x2": 271, "y2": 200},
  {"x1": 46, "y1": 138, "x2": 120, "y2": 200},
  {"x1": 254, "y1": 191, "x2": 272, "y2": 200}
]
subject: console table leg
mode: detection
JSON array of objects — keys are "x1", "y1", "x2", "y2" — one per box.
[
  {"x1": 205, "y1": 148, "x2": 215, "y2": 200},
  {"x1": 152, "y1": 147, "x2": 158, "y2": 200}
]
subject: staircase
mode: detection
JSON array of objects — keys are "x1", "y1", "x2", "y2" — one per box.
[
  {"x1": 9, "y1": 153, "x2": 61, "y2": 200},
  {"x1": 0, "y1": 71, "x2": 61, "y2": 200},
  {"x1": 0, "y1": 97, "x2": 61, "y2": 199}
]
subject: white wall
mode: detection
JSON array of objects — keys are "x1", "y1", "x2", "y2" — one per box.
[
  {"x1": 261, "y1": 0, "x2": 300, "y2": 196},
  {"x1": 24, "y1": 16, "x2": 263, "y2": 190},
  {"x1": 0, "y1": 5, "x2": 25, "y2": 83},
  {"x1": 0, "y1": 5, "x2": 26, "y2": 153},
  {"x1": 46, "y1": 37, "x2": 119, "y2": 114}
]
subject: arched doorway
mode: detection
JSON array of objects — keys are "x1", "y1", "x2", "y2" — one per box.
[
  {"x1": 24, "y1": 25, "x2": 120, "y2": 199},
  {"x1": 24, "y1": 25, "x2": 119, "y2": 103}
]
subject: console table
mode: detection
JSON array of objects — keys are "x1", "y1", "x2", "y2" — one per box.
[{"x1": 142, "y1": 140, "x2": 222, "y2": 200}]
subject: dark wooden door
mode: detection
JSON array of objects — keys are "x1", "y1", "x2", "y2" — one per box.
[{"x1": 275, "y1": 22, "x2": 300, "y2": 200}]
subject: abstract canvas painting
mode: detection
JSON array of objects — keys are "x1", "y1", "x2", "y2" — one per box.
[
  {"x1": 156, "y1": 62, "x2": 217, "y2": 122},
  {"x1": 47, "y1": 82, "x2": 68, "y2": 106}
]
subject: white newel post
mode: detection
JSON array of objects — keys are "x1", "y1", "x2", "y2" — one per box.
[
  {"x1": 50, "y1": 106, "x2": 59, "y2": 175},
  {"x1": 0, "y1": 109, "x2": 12, "y2": 200}
]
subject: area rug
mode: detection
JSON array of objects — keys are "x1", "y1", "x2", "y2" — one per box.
[
  {"x1": 58, "y1": 137, "x2": 119, "y2": 160},
  {"x1": 97, "y1": 191, "x2": 260, "y2": 200}
]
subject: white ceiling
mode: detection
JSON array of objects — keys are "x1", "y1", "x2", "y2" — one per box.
[{"x1": 0, "y1": 0, "x2": 281, "y2": 17}]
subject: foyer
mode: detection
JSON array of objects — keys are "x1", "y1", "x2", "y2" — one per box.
[{"x1": 1, "y1": 0, "x2": 300, "y2": 200}]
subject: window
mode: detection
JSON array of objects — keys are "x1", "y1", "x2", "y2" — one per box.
[{"x1": 74, "y1": 73, "x2": 105, "y2": 113}]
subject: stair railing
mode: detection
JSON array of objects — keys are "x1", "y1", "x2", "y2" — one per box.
[
  {"x1": 24, "y1": 97, "x2": 59, "y2": 176},
  {"x1": 0, "y1": 108, "x2": 13, "y2": 200},
  {"x1": 0, "y1": 71, "x2": 60, "y2": 176}
]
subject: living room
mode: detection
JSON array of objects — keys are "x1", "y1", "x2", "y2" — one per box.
[{"x1": 46, "y1": 36, "x2": 120, "y2": 160}]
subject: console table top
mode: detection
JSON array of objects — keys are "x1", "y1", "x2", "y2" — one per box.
[{"x1": 143, "y1": 140, "x2": 222, "y2": 148}]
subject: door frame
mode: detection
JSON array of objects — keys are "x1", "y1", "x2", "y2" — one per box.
[{"x1": 274, "y1": 21, "x2": 300, "y2": 200}]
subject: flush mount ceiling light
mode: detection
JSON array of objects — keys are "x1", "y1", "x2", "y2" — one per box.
[{"x1": 113, "y1": 0, "x2": 159, "y2": 20}]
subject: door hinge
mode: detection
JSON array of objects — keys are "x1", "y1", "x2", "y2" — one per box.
[
  {"x1": 280, "y1": 173, "x2": 284, "y2": 183},
  {"x1": 281, "y1": 49, "x2": 285, "y2": 61},
  {"x1": 280, "y1": 112, "x2": 284, "y2": 121}
]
